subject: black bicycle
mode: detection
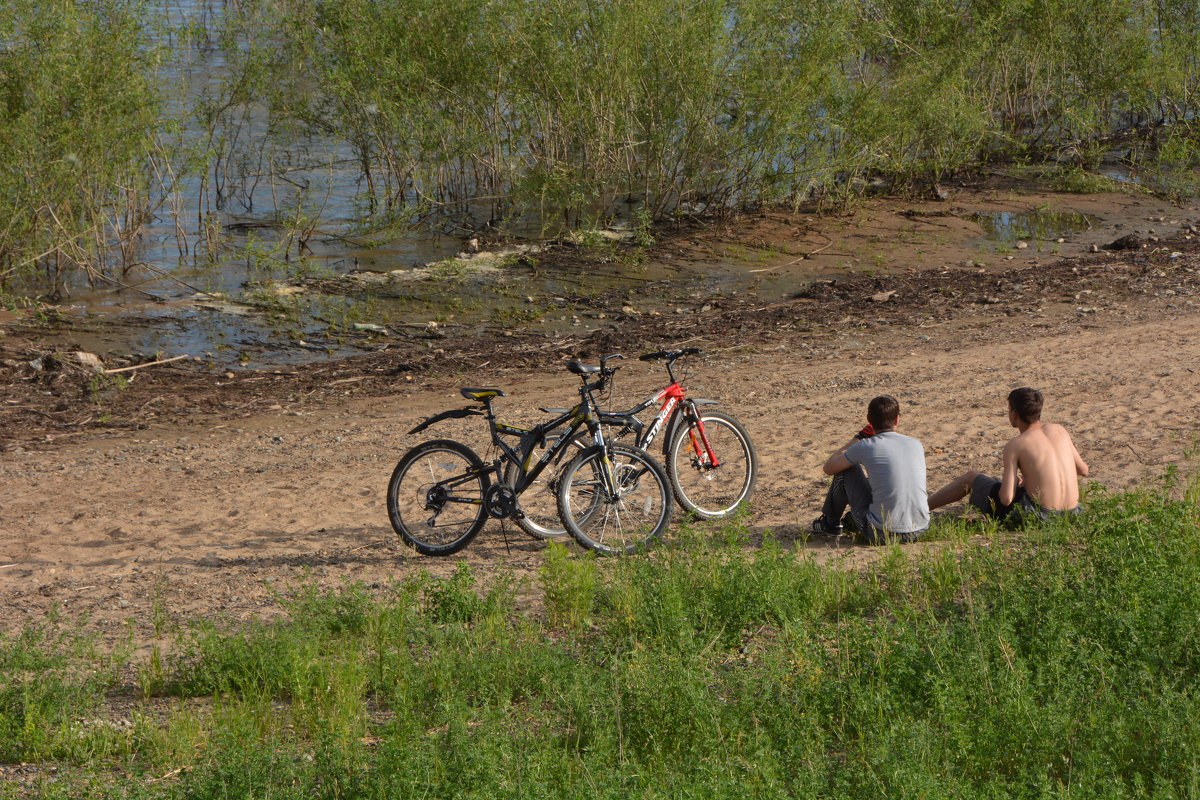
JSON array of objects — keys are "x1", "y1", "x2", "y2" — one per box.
[{"x1": 386, "y1": 356, "x2": 672, "y2": 556}]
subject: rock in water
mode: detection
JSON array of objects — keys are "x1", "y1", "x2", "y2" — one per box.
[{"x1": 73, "y1": 352, "x2": 104, "y2": 371}]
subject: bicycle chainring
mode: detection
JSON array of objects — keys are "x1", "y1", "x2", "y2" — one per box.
[{"x1": 484, "y1": 484, "x2": 520, "y2": 519}]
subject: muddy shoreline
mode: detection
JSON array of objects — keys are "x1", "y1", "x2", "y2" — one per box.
[{"x1": 3, "y1": 228, "x2": 1199, "y2": 451}]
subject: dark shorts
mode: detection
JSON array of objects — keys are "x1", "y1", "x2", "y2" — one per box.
[{"x1": 969, "y1": 474, "x2": 1081, "y2": 524}]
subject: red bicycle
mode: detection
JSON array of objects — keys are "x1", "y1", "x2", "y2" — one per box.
[{"x1": 514, "y1": 348, "x2": 757, "y2": 539}]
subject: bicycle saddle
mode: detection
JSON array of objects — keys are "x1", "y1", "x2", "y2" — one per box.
[
  {"x1": 566, "y1": 360, "x2": 600, "y2": 375},
  {"x1": 460, "y1": 387, "x2": 505, "y2": 401}
]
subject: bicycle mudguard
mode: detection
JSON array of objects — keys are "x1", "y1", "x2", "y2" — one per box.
[{"x1": 407, "y1": 406, "x2": 484, "y2": 435}]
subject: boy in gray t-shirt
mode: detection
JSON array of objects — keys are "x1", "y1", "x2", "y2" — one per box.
[{"x1": 812, "y1": 395, "x2": 929, "y2": 544}]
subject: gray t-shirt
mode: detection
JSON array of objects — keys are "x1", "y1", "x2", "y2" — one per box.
[{"x1": 845, "y1": 431, "x2": 929, "y2": 533}]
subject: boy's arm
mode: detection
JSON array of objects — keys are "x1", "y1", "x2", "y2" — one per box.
[
  {"x1": 999, "y1": 439, "x2": 1020, "y2": 506},
  {"x1": 1072, "y1": 438, "x2": 1089, "y2": 477},
  {"x1": 823, "y1": 438, "x2": 858, "y2": 475}
]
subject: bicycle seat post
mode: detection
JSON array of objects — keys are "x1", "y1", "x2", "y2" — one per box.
[{"x1": 480, "y1": 397, "x2": 501, "y2": 435}]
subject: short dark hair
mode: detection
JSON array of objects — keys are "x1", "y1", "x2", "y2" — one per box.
[
  {"x1": 1008, "y1": 387, "x2": 1042, "y2": 423},
  {"x1": 867, "y1": 395, "x2": 900, "y2": 430}
]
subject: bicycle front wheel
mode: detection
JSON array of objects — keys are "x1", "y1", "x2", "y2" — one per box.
[
  {"x1": 387, "y1": 439, "x2": 487, "y2": 556},
  {"x1": 556, "y1": 443, "x2": 671, "y2": 555},
  {"x1": 667, "y1": 410, "x2": 757, "y2": 518}
]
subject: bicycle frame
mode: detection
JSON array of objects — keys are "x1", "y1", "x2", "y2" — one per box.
[
  {"x1": 486, "y1": 402, "x2": 597, "y2": 496},
  {"x1": 406, "y1": 358, "x2": 628, "y2": 520},
  {"x1": 602, "y1": 360, "x2": 722, "y2": 468},
  {"x1": 496, "y1": 361, "x2": 635, "y2": 508}
]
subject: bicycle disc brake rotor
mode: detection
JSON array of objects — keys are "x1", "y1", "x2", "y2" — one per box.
[
  {"x1": 614, "y1": 463, "x2": 643, "y2": 495},
  {"x1": 612, "y1": 462, "x2": 656, "y2": 514}
]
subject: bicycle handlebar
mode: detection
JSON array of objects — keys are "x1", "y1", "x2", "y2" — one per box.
[{"x1": 639, "y1": 347, "x2": 702, "y2": 362}]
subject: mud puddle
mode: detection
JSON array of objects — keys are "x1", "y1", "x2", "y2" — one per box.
[
  {"x1": 967, "y1": 208, "x2": 1095, "y2": 247},
  {"x1": 715, "y1": 181, "x2": 1197, "y2": 297}
]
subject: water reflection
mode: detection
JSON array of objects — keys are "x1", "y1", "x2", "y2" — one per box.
[{"x1": 968, "y1": 209, "x2": 1094, "y2": 245}]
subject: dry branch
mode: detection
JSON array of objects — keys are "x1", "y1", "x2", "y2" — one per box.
[{"x1": 104, "y1": 355, "x2": 190, "y2": 374}]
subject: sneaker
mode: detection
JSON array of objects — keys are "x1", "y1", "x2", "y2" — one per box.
[
  {"x1": 810, "y1": 516, "x2": 843, "y2": 535},
  {"x1": 840, "y1": 513, "x2": 860, "y2": 533}
]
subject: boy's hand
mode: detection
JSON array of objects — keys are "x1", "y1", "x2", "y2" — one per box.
[{"x1": 854, "y1": 423, "x2": 875, "y2": 440}]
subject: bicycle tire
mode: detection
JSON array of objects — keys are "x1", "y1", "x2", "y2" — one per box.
[
  {"x1": 666, "y1": 410, "x2": 757, "y2": 518},
  {"x1": 387, "y1": 439, "x2": 488, "y2": 556},
  {"x1": 556, "y1": 442, "x2": 672, "y2": 555},
  {"x1": 504, "y1": 431, "x2": 585, "y2": 540}
]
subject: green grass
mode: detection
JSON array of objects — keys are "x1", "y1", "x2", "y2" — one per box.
[{"x1": 5, "y1": 480, "x2": 1200, "y2": 796}]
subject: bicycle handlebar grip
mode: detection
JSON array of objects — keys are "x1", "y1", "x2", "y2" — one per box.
[{"x1": 640, "y1": 348, "x2": 701, "y2": 362}]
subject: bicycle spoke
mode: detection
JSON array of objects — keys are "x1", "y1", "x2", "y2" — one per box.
[{"x1": 558, "y1": 444, "x2": 671, "y2": 555}]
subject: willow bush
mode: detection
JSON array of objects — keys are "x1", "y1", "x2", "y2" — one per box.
[
  {"x1": 239, "y1": 0, "x2": 849, "y2": 228},
  {"x1": 0, "y1": 0, "x2": 162, "y2": 297},
  {"x1": 223, "y1": 0, "x2": 1200, "y2": 228},
  {"x1": 2, "y1": 0, "x2": 1199, "y2": 291}
]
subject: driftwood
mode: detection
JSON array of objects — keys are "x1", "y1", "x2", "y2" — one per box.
[{"x1": 104, "y1": 354, "x2": 190, "y2": 375}]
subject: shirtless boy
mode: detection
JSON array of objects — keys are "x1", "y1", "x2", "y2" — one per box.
[{"x1": 928, "y1": 387, "x2": 1088, "y2": 522}]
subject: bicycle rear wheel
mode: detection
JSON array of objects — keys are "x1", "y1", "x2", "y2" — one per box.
[
  {"x1": 667, "y1": 410, "x2": 757, "y2": 518},
  {"x1": 556, "y1": 443, "x2": 671, "y2": 555},
  {"x1": 387, "y1": 439, "x2": 487, "y2": 556}
]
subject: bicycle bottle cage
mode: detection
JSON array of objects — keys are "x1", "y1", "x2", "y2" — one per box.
[{"x1": 407, "y1": 406, "x2": 484, "y2": 435}]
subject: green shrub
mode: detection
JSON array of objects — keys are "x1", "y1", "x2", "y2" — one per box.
[{"x1": 0, "y1": 0, "x2": 162, "y2": 293}]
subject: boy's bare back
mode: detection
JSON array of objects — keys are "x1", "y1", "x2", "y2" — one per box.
[{"x1": 1003, "y1": 421, "x2": 1088, "y2": 510}]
